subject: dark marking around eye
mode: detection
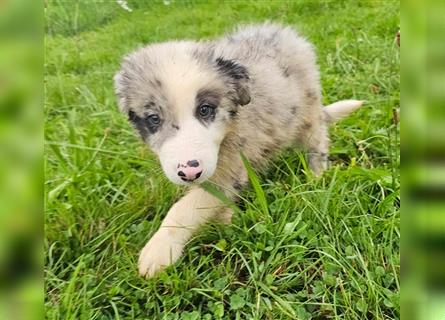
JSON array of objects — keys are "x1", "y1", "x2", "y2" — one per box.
[
  {"x1": 128, "y1": 110, "x2": 162, "y2": 139},
  {"x1": 128, "y1": 110, "x2": 149, "y2": 139},
  {"x1": 128, "y1": 110, "x2": 137, "y2": 121},
  {"x1": 195, "y1": 88, "x2": 221, "y2": 125},
  {"x1": 146, "y1": 117, "x2": 162, "y2": 133},
  {"x1": 146, "y1": 101, "x2": 156, "y2": 108},
  {"x1": 196, "y1": 88, "x2": 221, "y2": 106}
]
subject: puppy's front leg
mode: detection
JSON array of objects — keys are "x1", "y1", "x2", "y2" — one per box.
[{"x1": 138, "y1": 187, "x2": 225, "y2": 278}]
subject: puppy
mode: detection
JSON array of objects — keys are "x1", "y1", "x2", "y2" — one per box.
[{"x1": 114, "y1": 23, "x2": 362, "y2": 278}]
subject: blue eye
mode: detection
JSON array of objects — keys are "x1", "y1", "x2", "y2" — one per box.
[
  {"x1": 147, "y1": 114, "x2": 160, "y2": 126},
  {"x1": 198, "y1": 104, "x2": 215, "y2": 119}
]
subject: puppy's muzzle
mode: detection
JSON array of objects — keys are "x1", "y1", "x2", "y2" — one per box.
[{"x1": 177, "y1": 160, "x2": 203, "y2": 182}]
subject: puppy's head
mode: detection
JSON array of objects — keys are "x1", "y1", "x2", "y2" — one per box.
[{"x1": 114, "y1": 41, "x2": 250, "y2": 185}]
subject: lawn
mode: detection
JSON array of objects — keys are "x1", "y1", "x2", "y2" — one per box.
[{"x1": 44, "y1": 0, "x2": 400, "y2": 319}]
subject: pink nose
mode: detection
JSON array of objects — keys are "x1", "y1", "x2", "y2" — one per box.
[{"x1": 177, "y1": 160, "x2": 203, "y2": 182}]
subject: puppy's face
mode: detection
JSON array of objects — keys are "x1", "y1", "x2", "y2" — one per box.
[{"x1": 114, "y1": 42, "x2": 250, "y2": 185}]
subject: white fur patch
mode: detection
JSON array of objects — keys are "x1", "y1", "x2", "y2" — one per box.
[{"x1": 159, "y1": 114, "x2": 226, "y2": 185}]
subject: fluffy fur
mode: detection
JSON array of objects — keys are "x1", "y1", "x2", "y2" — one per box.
[{"x1": 114, "y1": 23, "x2": 362, "y2": 277}]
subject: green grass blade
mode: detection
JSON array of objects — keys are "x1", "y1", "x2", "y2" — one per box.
[
  {"x1": 240, "y1": 152, "x2": 269, "y2": 215},
  {"x1": 201, "y1": 181, "x2": 241, "y2": 215}
]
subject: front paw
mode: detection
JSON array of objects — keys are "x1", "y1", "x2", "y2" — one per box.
[{"x1": 138, "y1": 230, "x2": 184, "y2": 278}]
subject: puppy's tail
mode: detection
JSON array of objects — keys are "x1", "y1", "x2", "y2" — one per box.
[{"x1": 323, "y1": 100, "x2": 363, "y2": 123}]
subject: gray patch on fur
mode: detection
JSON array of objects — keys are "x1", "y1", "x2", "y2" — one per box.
[
  {"x1": 196, "y1": 88, "x2": 222, "y2": 106},
  {"x1": 215, "y1": 58, "x2": 251, "y2": 106}
]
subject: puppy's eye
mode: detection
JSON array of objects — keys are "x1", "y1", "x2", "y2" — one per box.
[
  {"x1": 198, "y1": 104, "x2": 215, "y2": 119},
  {"x1": 147, "y1": 114, "x2": 161, "y2": 126}
]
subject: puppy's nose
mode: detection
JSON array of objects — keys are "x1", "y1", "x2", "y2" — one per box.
[{"x1": 177, "y1": 160, "x2": 203, "y2": 182}]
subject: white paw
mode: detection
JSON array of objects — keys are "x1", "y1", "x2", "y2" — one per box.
[{"x1": 138, "y1": 230, "x2": 184, "y2": 278}]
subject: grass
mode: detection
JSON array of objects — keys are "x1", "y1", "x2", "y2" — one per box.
[{"x1": 44, "y1": 0, "x2": 400, "y2": 319}]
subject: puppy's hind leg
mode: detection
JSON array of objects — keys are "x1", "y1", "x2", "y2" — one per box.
[
  {"x1": 304, "y1": 119, "x2": 330, "y2": 176},
  {"x1": 304, "y1": 100, "x2": 363, "y2": 175}
]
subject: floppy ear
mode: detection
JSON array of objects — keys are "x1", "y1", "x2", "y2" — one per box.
[
  {"x1": 113, "y1": 70, "x2": 130, "y2": 113},
  {"x1": 114, "y1": 53, "x2": 140, "y2": 114},
  {"x1": 215, "y1": 57, "x2": 251, "y2": 106}
]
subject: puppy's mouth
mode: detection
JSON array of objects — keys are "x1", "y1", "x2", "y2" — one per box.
[
  {"x1": 159, "y1": 146, "x2": 219, "y2": 185},
  {"x1": 179, "y1": 171, "x2": 202, "y2": 183}
]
